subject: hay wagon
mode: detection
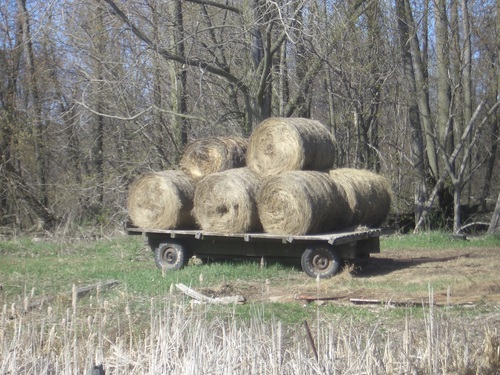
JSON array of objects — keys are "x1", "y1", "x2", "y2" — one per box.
[{"x1": 125, "y1": 224, "x2": 393, "y2": 278}]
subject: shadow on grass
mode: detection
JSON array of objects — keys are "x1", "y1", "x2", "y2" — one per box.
[
  {"x1": 192, "y1": 253, "x2": 476, "y2": 280},
  {"x1": 353, "y1": 253, "x2": 473, "y2": 278}
]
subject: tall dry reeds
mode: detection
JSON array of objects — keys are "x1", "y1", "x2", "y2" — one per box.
[{"x1": 2, "y1": 289, "x2": 498, "y2": 374}]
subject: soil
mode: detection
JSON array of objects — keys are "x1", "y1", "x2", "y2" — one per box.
[{"x1": 199, "y1": 246, "x2": 500, "y2": 307}]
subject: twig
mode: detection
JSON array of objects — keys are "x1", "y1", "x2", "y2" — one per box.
[{"x1": 303, "y1": 320, "x2": 319, "y2": 361}]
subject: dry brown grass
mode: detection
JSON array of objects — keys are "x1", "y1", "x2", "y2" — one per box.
[{"x1": 2, "y1": 292, "x2": 499, "y2": 374}]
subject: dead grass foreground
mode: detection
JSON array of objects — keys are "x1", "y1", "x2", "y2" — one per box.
[{"x1": 1, "y1": 292, "x2": 499, "y2": 375}]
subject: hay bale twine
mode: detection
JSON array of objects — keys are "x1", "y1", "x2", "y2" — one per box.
[
  {"x1": 193, "y1": 167, "x2": 263, "y2": 233},
  {"x1": 180, "y1": 136, "x2": 247, "y2": 181},
  {"x1": 247, "y1": 117, "x2": 336, "y2": 177},
  {"x1": 257, "y1": 171, "x2": 350, "y2": 235},
  {"x1": 328, "y1": 168, "x2": 392, "y2": 227},
  {"x1": 127, "y1": 170, "x2": 196, "y2": 229}
]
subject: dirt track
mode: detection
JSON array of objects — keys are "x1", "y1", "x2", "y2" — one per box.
[{"x1": 200, "y1": 246, "x2": 500, "y2": 306}]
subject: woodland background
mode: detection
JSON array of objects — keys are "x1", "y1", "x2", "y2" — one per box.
[{"x1": 1, "y1": 0, "x2": 499, "y2": 235}]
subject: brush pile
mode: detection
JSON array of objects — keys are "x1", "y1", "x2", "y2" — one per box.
[{"x1": 127, "y1": 118, "x2": 392, "y2": 235}]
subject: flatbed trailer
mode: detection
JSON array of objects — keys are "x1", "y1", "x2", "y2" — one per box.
[
  {"x1": 124, "y1": 222, "x2": 393, "y2": 278},
  {"x1": 125, "y1": 224, "x2": 394, "y2": 278}
]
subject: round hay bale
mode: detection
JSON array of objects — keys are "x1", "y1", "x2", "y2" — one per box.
[
  {"x1": 127, "y1": 170, "x2": 196, "y2": 229},
  {"x1": 193, "y1": 167, "x2": 262, "y2": 233},
  {"x1": 257, "y1": 171, "x2": 350, "y2": 235},
  {"x1": 247, "y1": 117, "x2": 336, "y2": 177},
  {"x1": 328, "y1": 168, "x2": 392, "y2": 227},
  {"x1": 180, "y1": 137, "x2": 247, "y2": 181}
]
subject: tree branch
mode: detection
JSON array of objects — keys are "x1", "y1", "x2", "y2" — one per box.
[
  {"x1": 100, "y1": 0, "x2": 243, "y2": 88},
  {"x1": 185, "y1": 0, "x2": 242, "y2": 14}
]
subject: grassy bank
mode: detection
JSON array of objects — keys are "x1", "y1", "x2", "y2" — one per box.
[
  {"x1": 1, "y1": 231, "x2": 499, "y2": 306},
  {"x1": 1, "y1": 232, "x2": 499, "y2": 373}
]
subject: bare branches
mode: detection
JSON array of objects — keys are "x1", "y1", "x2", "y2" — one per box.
[
  {"x1": 184, "y1": 0, "x2": 241, "y2": 14},
  {"x1": 100, "y1": 0, "x2": 242, "y2": 87}
]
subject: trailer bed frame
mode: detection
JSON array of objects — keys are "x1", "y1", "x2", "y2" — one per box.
[{"x1": 125, "y1": 225, "x2": 393, "y2": 278}]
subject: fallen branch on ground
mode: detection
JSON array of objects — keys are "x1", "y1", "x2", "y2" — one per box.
[
  {"x1": 350, "y1": 298, "x2": 475, "y2": 307},
  {"x1": 175, "y1": 283, "x2": 246, "y2": 304}
]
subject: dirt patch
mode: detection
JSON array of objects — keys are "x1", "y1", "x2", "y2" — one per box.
[{"x1": 199, "y1": 246, "x2": 500, "y2": 306}]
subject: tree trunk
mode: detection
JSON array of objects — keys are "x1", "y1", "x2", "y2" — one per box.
[
  {"x1": 278, "y1": 41, "x2": 289, "y2": 117},
  {"x1": 17, "y1": 0, "x2": 51, "y2": 228},
  {"x1": 435, "y1": 0, "x2": 454, "y2": 160},
  {"x1": 366, "y1": 1, "x2": 382, "y2": 172},
  {"x1": 91, "y1": 7, "x2": 107, "y2": 215},
  {"x1": 94, "y1": 108, "x2": 105, "y2": 208},
  {"x1": 457, "y1": 0, "x2": 473, "y2": 205},
  {"x1": 170, "y1": 0, "x2": 188, "y2": 157},
  {"x1": 0, "y1": 20, "x2": 22, "y2": 227},
  {"x1": 488, "y1": 192, "x2": 500, "y2": 234},
  {"x1": 403, "y1": 0, "x2": 439, "y2": 181},
  {"x1": 396, "y1": 0, "x2": 427, "y2": 229},
  {"x1": 481, "y1": 0, "x2": 500, "y2": 206},
  {"x1": 294, "y1": 7, "x2": 312, "y2": 118},
  {"x1": 461, "y1": 0, "x2": 473, "y2": 135}
]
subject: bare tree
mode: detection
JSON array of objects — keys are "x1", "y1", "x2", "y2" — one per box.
[{"x1": 396, "y1": 0, "x2": 427, "y2": 227}]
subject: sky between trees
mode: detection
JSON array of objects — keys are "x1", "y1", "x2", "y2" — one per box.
[{"x1": 1, "y1": 0, "x2": 499, "y2": 233}]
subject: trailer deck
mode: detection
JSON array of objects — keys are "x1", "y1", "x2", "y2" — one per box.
[{"x1": 125, "y1": 224, "x2": 394, "y2": 278}]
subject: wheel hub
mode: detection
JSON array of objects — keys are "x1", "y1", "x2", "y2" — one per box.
[
  {"x1": 312, "y1": 254, "x2": 330, "y2": 271},
  {"x1": 163, "y1": 248, "x2": 177, "y2": 264}
]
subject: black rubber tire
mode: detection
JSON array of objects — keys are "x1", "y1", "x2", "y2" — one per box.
[
  {"x1": 154, "y1": 242, "x2": 190, "y2": 270},
  {"x1": 301, "y1": 245, "x2": 341, "y2": 279}
]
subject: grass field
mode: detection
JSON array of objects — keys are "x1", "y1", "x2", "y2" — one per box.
[{"x1": 1, "y1": 231, "x2": 499, "y2": 373}]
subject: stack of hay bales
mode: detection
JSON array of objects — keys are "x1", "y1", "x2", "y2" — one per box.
[
  {"x1": 127, "y1": 136, "x2": 246, "y2": 230},
  {"x1": 127, "y1": 118, "x2": 392, "y2": 235},
  {"x1": 247, "y1": 117, "x2": 392, "y2": 235}
]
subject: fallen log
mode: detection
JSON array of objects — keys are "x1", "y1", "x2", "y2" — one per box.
[
  {"x1": 175, "y1": 283, "x2": 246, "y2": 305},
  {"x1": 349, "y1": 298, "x2": 475, "y2": 307},
  {"x1": 295, "y1": 295, "x2": 345, "y2": 302}
]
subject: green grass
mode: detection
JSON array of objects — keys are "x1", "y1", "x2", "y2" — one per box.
[
  {"x1": 2, "y1": 232, "x2": 499, "y2": 374},
  {"x1": 0, "y1": 235, "x2": 298, "y2": 300},
  {"x1": 1, "y1": 231, "x2": 498, "y2": 324}
]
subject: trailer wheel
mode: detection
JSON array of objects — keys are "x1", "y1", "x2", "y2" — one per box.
[
  {"x1": 154, "y1": 242, "x2": 190, "y2": 271},
  {"x1": 301, "y1": 246, "x2": 341, "y2": 278}
]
